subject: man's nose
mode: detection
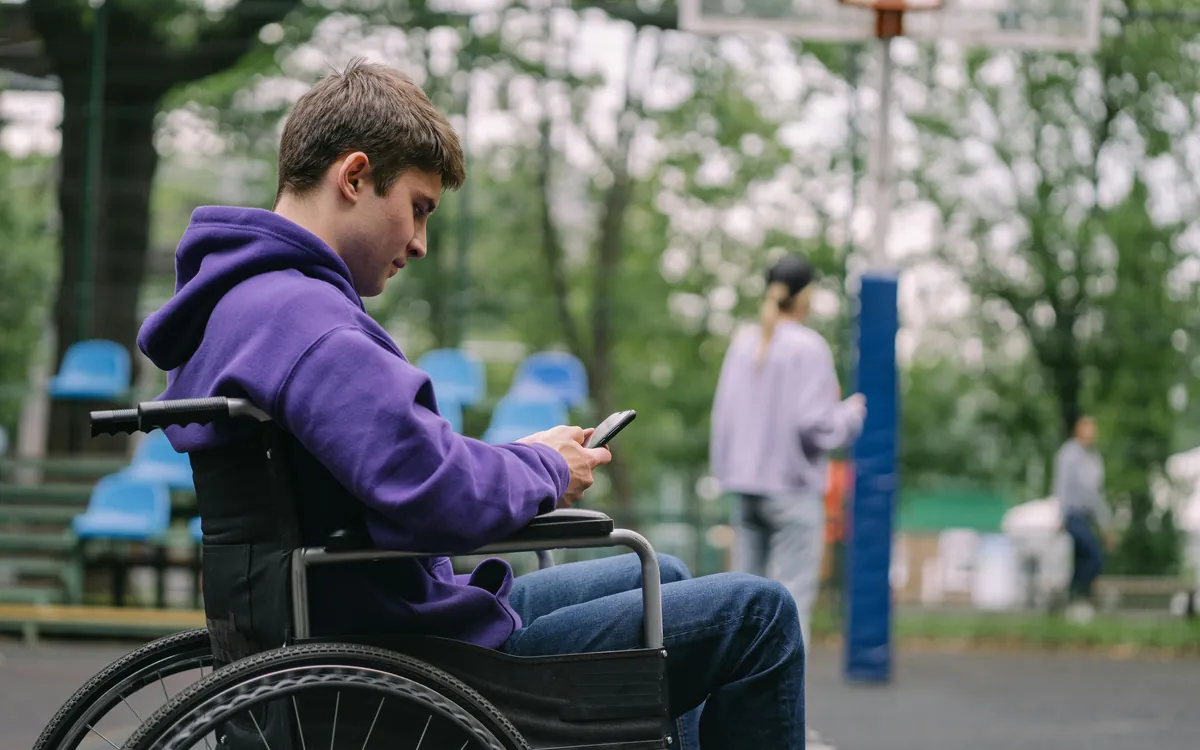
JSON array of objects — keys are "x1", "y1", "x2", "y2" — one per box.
[{"x1": 408, "y1": 228, "x2": 427, "y2": 259}]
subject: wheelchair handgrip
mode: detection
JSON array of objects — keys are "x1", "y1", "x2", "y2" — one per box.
[
  {"x1": 138, "y1": 398, "x2": 232, "y2": 431},
  {"x1": 89, "y1": 398, "x2": 270, "y2": 435},
  {"x1": 90, "y1": 408, "x2": 140, "y2": 437}
]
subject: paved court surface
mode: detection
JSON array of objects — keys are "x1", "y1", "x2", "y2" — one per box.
[
  {"x1": 3, "y1": 637, "x2": 1197, "y2": 749},
  {"x1": 806, "y1": 645, "x2": 1199, "y2": 750}
]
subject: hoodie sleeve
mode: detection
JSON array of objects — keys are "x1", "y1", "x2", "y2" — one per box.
[
  {"x1": 791, "y1": 336, "x2": 864, "y2": 455},
  {"x1": 274, "y1": 326, "x2": 570, "y2": 553}
]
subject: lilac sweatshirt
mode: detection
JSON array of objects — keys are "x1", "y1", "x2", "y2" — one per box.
[
  {"x1": 138, "y1": 206, "x2": 570, "y2": 648},
  {"x1": 710, "y1": 319, "x2": 863, "y2": 497}
]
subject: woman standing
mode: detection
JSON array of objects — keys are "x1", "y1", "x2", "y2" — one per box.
[{"x1": 709, "y1": 255, "x2": 866, "y2": 649}]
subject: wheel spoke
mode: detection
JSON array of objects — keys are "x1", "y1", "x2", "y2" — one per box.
[
  {"x1": 249, "y1": 710, "x2": 273, "y2": 750},
  {"x1": 158, "y1": 671, "x2": 170, "y2": 702},
  {"x1": 293, "y1": 695, "x2": 308, "y2": 750},
  {"x1": 121, "y1": 695, "x2": 145, "y2": 723},
  {"x1": 329, "y1": 691, "x2": 340, "y2": 750},
  {"x1": 85, "y1": 724, "x2": 120, "y2": 750},
  {"x1": 360, "y1": 697, "x2": 385, "y2": 750},
  {"x1": 414, "y1": 715, "x2": 432, "y2": 750}
]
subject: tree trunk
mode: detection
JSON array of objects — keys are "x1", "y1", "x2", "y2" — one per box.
[
  {"x1": 30, "y1": 0, "x2": 303, "y2": 455},
  {"x1": 1048, "y1": 312, "x2": 1082, "y2": 441},
  {"x1": 586, "y1": 30, "x2": 651, "y2": 519},
  {"x1": 48, "y1": 77, "x2": 162, "y2": 455},
  {"x1": 537, "y1": 118, "x2": 583, "y2": 358},
  {"x1": 590, "y1": 165, "x2": 635, "y2": 516}
]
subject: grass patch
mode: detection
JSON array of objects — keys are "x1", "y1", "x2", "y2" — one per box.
[{"x1": 811, "y1": 608, "x2": 1200, "y2": 657}]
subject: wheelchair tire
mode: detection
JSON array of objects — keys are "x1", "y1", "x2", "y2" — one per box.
[
  {"x1": 124, "y1": 642, "x2": 530, "y2": 750},
  {"x1": 32, "y1": 627, "x2": 214, "y2": 750}
]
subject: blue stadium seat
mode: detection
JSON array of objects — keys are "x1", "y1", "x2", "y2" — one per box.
[
  {"x1": 48, "y1": 339, "x2": 131, "y2": 401},
  {"x1": 482, "y1": 396, "x2": 569, "y2": 444},
  {"x1": 72, "y1": 474, "x2": 171, "y2": 542},
  {"x1": 439, "y1": 398, "x2": 464, "y2": 434},
  {"x1": 122, "y1": 430, "x2": 194, "y2": 491},
  {"x1": 416, "y1": 348, "x2": 487, "y2": 406},
  {"x1": 511, "y1": 351, "x2": 589, "y2": 407},
  {"x1": 188, "y1": 516, "x2": 203, "y2": 544}
]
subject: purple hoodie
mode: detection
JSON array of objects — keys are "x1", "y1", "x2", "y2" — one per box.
[{"x1": 138, "y1": 206, "x2": 570, "y2": 648}]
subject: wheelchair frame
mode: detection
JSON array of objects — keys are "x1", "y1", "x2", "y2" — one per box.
[{"x1": 59, "y1": 396, "x2": 674, "y2": 750}]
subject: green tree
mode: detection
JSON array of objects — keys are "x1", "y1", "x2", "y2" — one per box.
[
  {"x1": 19, "y1": 0, "x2": 304, "y2": 450},
  {"x1": 912, "y1": 9, "x2": 1199, "y2": 570},
  {"x1": 0, "y1": 152, "x2": 57, "y2": 439}
]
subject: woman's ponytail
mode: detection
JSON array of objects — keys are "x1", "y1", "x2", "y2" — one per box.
[
  {"x1": 757, "y1": 281, "x2": 791, "y2": 364},
  {"x1": 754, "y1": 254, "x2": 815, "y2": 364}
]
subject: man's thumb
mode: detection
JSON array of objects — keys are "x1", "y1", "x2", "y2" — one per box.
[{"x1": 588, "y1": 447, "x2": 613, "y2": 465}]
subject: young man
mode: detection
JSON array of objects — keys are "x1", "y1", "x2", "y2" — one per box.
[
  {"x1": 138, "y1": 59, "x2": 805, "y2": 748},
  {"x1": 1053, "y1": 415, "x2": 1112, "y2": 623}
]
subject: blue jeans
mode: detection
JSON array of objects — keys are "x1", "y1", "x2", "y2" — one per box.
[
  {"x1": 733, "y1": 492, "x2": 826, "y2": 650},
  {"x1": 501, "y1": 553, "x2": 806, "y2": 749},
  {"x1": 1065, "y1": 511, "x2": 1104, "y2": 599}
]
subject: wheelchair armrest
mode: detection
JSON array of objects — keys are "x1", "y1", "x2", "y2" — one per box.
[
  {"x1": 301, "y1": 509, "x2": 660, "y2": 649},
  {"x1": 508, "y1": 508, "x2": 615, "y2": 542},
  {"x1": 322, "y1": 509, "x2": 615, "y2": 554}
]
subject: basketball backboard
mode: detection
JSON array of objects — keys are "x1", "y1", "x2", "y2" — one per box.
[{"x1": 677, "y1": 0, "x2": 1102, "y2": 52}]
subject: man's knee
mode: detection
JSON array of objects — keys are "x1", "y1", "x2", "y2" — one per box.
[
  {"x1": 717, "y1": 574, "x2": 805, "y2": 664},
  {"x1": 658, "y1": 553, "x2": 692, "y2": 583},
  {"x1": 717, "y1": 574, "x2": 800, "y2": 627},
  {"x1": 752, "y1": 575, "x2": 800, "y2": 618}
]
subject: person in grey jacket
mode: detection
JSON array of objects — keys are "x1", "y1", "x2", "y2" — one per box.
[
  {"x1": 1053, "y1": 415, "x2": 1112, "y2": 617},
  {"x1": 710, "y1": 255, "x2": 866, "y2": 649}
]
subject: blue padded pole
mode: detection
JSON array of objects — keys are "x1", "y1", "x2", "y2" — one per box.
[
  {"x1": 844, "y1": 271, "x2": 899, "y2": 684},
  {"x1": 843, "y1": 30, "x2": 900, "y2": 685}
]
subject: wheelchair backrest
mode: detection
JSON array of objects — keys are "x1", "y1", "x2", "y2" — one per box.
[{"x1": 91, "y1": 399, "x2": 369, "y2": 667}]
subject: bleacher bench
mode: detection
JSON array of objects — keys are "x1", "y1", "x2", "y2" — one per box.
[{"x1": 1094, "y1": 575, "x2": 1188, "y2": 612}]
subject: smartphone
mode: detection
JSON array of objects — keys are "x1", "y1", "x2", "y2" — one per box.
[{"x1": 586, "y1": 410, "x2": 636, "y2": 449}]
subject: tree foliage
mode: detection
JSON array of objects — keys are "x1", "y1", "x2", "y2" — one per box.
[
  {"x1": 0, "y1": 152, "x2": 56, "y2": 438},
  {"x1": 908, "y1": 6, "x2": 1200, "y2": 571},
  {"x1": 10, "y1": 0, "x2": 1197, "y2": 573}
]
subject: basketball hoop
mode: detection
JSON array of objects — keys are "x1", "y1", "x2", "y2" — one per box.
[
  {"x1": 676, "y1": 0, "x2": 1103, "y2": 685},
  {"x1": 837, "y1": 0, "x2": 944, "y2": 38}
]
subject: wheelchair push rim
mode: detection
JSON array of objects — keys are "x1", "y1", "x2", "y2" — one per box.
[{"x1": 122, "y1": 642, "x2": 530, "y2": 750}]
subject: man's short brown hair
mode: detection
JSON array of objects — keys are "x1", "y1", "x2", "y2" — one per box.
[{"x1": 275, "y1": 58, "x2": 465, "y2": 203}]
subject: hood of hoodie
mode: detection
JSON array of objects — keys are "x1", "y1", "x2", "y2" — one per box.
[{"x1": 138, "y1": 206, "x2": 363, "y2": 371}]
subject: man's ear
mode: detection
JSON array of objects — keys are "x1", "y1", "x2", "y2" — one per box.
[{"x1": 335, "y1": 152, "x2": 372, "y2": 203}]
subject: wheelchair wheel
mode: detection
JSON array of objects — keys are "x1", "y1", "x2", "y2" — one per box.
[
  {"x1": 33, "y1": 628, "x2": 215, "y2": 750},
  {"x1": 124, "y1": 642, "x2": 529, "y2": 750}
]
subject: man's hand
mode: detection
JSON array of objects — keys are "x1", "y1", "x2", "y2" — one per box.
[{"x1": 518, "y1": 426, "x2": 612, "y2": 506}]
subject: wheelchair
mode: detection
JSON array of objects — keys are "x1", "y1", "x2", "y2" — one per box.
[{"x1": 36, "y1": 397, "x2": 672, "y2": 750}]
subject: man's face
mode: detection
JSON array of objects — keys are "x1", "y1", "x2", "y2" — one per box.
[
  {"x1": 334, "y1": 160, "x2": 441, "y2": 297},
  {"x1": 1076, "y1": 417, "x2": 1096, "y2": 446}
]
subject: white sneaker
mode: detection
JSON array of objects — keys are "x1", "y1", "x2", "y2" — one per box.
[{"x1": 1066, "y1": 600, "x2": 1095, "y2": 624}]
